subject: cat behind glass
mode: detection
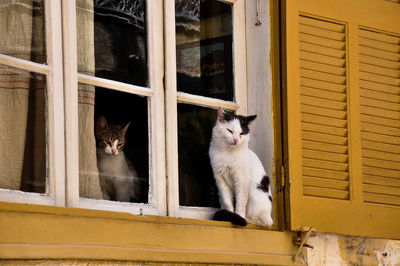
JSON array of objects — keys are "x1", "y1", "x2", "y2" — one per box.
[
  {"x1": 209, "y1": 107, "x2": 273, "y2": 227},
  {"x1": 95, "y1": 116, "x2": 140, "y2": 202}
]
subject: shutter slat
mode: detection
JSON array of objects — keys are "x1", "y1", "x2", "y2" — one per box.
[
  {"x1": 303, "y1": 186, "x2": 349, "y2": 200},
  {"x1": 359, "y1": 37, "x2": 400, "y2": 54},
  {"x1": 359, "y1": 46, "x2": 400, "y2": 61},
  {"x1": 363, "y1": 158, "x2": 400, "y2": 171},
  {"x1": 359, "y1": 29, "x2": 400, "y2": 45},
  {"x1": 299, "y1": 16, "x2": 345, "y2": 33},
  {"x1": 301, "y1": 69, "x2": 346, "y2": 84},
  {"x1": 361, "y1": 114, "x2": 400, "y2": 128},
  {"x1": 302, "y1": 86, "x2": 347, "y2": 102},
  {"x1": 360, "y1": 80, "x2": 400, "y2": 95},
  {"x1": 364, "y1": 184, "x2": 400, "y2": 196},
  {"x1": 362, "y1": 140, "x2": 400, "y2": 154},
  {"x1": 300, "y1": 60, "x2": 346, "y2": 76},
  {"x1": 363, "y1": 149, "x2": 400, "y2": 163},
  {"x1": 303, "y1": 167, "x2": 349, "y2": 181},
  {"x1": 359, "y1": 54, "x2": 400, "y2": 70},
  {"x1": 303, "y1": 149, "x2": 348, "y2": 163},
  {"x1": 364, "y1": 166, "x2": 399, "y2": 179},
  {"x1": 361, "y1": 132, "x2": 400, "y2": 145},
  {"x1": 302, "y1": 131, "x2": 347, "y2": 145},
  {"x1": 299, "y1": 24, "x2": 345, "y2": 42},
  {"x1": 303, "y1": 140, "x2": 348, "y2": 154},
  {"x1": 364, "y1": 192, "x2": 400, "y2": 206},
  {"x1": 301, "y1": 95, "x2": 346, "y2": 111},
  {"x1": 360, "y1": 105, "x2": 399, "y2": 120},
  {"x1": 300, "y1": 51, "x2": 346, "y2": 67},
  {"x1": 364, "y1": 175, "x2": 400, "y2": 188},
  {"x1": 360, "y1": 63, "x2": 400, "y2": 79},
  {"x1": 300, "y1": 34, "x2": 345, "y2": 50},
  {"x1": 304, "y1": 176, "x2": 349, "y2": 190},
  {"x1": 302, "y1": 113, "x2": 347, "y2": 128},
  {"x1": 361, "y1": 122, "x2": 400, "y2": 137},
  {"x1": 302, "y1": 105, "x2": 347, "y2": 119},
  {"x1": 300, "y1": 43, "x2": 345, "y2": 59},
  {"x1": 359, "y1": 72, "x2": 400, "y2": 87},
  {"x1": 303, "y1": 122, "x2": 347, "y2": 137},
  {"x1": 360, "y1": 97, "x2": 400, "y2": 112},
  {"x1": 360, "y1": 88, "x2": 400, "y2": 104},
  {"x1": 303, "y1": 158, "x2": 348, "y2": 172},
  {"x1": 301, "y1": 78, "x2": 346, "y2": 93}
]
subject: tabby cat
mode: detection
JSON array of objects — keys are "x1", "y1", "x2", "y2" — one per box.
[{"x1": 95, "y1": 116, "x2": 140, "y2": 202}]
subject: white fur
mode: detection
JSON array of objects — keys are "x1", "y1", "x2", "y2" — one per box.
[
  {"x1": 97, "y1": 146, "x2": 136, "y2": 202},
  {"x1": 209, "y1": 113, "x2": 273, "y2": 226}
]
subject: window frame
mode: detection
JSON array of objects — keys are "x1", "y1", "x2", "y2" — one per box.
[
  {"x1": 0, "y1": 0, "x2": 65, "y2": 207},
  {"x1": 63, "y1": 0, "x2": 167, "y2": 216},
  {"x1": 165, "y1": 0, "x2": 248, "y2": 219}
]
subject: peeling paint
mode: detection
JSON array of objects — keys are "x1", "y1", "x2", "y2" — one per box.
[{"x1": 306, "y1": 233, "x2": 400, "y2": 266}]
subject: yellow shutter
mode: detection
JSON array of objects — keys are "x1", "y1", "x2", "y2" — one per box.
[{"x1": 284, "y1": 0, "x2": 400, "y2": 239}]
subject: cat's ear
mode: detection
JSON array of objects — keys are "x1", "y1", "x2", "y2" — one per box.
[
  {"x1": 246, "y1": 115, "x2": 257, "y2": 124},
  {"x1": 217, "y1": 107, "x2": 225, "y2": 123},
  {"x1": 96, "y1": 116, "x2": 109, "y2": 130},
  {"x1": 122, "y1": 121, "x2": 131, "y2": 135},
  {"x1": 241, "y1": 115, "x2": 257, "y2": 125}
]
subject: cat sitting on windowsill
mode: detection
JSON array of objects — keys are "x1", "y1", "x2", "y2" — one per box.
[
  {"x1": 209, "y1": 107, "x2": 273, "y2": 227},
  {"x1": 95, "y1": 116, "x2": 141, "y2": 202}
]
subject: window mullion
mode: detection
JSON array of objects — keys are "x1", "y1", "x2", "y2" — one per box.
[{"x1": 45, "y1": 0, "x2": 66, "y2": 206}]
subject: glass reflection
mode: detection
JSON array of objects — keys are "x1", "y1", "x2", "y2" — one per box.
[
  {"x1": 178, "y1": 104, "x2": 219, "y2": 207},
  {"x1": 176, "y1": 0, "x2": 233, "y2": 101},
  {"x1": 77, "y1": 0, "x2": 148, "y2": 87}
]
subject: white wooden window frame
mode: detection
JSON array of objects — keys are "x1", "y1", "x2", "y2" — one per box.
[
  {"x1": 0, "y1": 0, "x2": 66, "y2": 207},
  {"x1": 63, "y1": 0, "x2": 167, "y2": 216},
  {"x1": 165, "y1": 0, "x2": 248, "y2": 219}
]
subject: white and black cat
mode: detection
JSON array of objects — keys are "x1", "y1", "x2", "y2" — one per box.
[
  {"x1": 209, "y1": 107, "x2": 273, "y2": 227},
  {"x1": 95, "y1": 116, "x2": 140, "y2": 202}
]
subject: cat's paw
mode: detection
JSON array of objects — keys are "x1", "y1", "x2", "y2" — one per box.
[{"x1": 213, "y1": 209, "x2": 247, "y2": 226}]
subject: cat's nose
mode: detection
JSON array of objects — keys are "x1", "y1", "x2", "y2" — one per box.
[
  {"x1": 111, "y1": 147, "x2": 117, "y2": 154},
  {"x1": 233, "y1": 138, "x2": 239, "y2": 144}
]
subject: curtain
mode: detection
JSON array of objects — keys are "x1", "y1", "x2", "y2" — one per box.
[
  {"x1": 0, "y1": 0, "x2": 46, "y2": 193},
  {"x1": 76, "y1": 0, "x2": 103, "y2": 199}
]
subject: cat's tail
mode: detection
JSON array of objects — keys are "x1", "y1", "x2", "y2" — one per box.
[{"x1": 213, "y1": 209, "x2": 247, "y2": 226}]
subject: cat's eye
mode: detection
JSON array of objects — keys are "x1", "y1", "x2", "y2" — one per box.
[
  {"x1": 117, "y1": 144, "x2": 123, "y2": 147},
  {"x1": 105, "y1": 140, "x2": 112, "y2": 146},
  {"x1": 227, "y1": 129, "x2": 233, "y2": 134}
]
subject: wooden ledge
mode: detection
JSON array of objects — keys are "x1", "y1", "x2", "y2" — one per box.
[{"x1": 0, "y1": 202, "x2": 299, "y2": 265}]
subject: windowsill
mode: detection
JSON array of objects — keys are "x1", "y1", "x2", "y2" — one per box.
[{"x1": 0, "y1": 202, "x2": 299, "y2": 265}]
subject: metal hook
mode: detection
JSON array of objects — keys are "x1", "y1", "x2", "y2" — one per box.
[{"x1": 255, "y1": 0, "x2": 262, "y2": 26}]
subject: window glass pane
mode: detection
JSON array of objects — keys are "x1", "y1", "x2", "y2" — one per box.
[
  {"x1": 78, "y1": 84, "x2": 149, "y2": 203},
  {"x1": 76, "y1": 0, "x2": 148, "y2": 87},
  {"x1": 0, "y1": 64, "x2": 47, "y2": 193},
  {"x1": 0, "y1": 0, "x2": 46, "y2": 64},
  {"x1": 175, "y1": 0, "x2": 233, "y2": 101},
  {"x1": 178, "y1": 103, "x2": 219, "y2": 207}
]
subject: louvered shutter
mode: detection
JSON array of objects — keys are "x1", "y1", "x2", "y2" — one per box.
[{"x1": 284, "y1": 0, "x2": 400, "y2": 239}]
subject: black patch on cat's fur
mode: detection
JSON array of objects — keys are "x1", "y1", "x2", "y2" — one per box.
[
  {"x1": 237, "y1": 115, "x2": 257, "y2": 135},
  {"x1": 214, "y1": 209, "x2": 247, "y2": 226},
  {"x1": 268, "y1": 195, "x2": 272, "y2": 202},
  {"x1": 257, "y1": 175, "x2": 270, "y2": 193},
  {"x1": 222, "y1": 110, "x2": 235, "y2": 122}
]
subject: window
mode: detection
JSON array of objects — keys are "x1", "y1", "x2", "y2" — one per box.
[
  {"x1": 0, "y1": 0, "x2": 265, "y2": 223},
  {"x1": 165, "y1": 0, "x2": 248, "y2": 219},
  {"x1": 0, "y1": 0, "x2": 65, "y2": 206}
]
